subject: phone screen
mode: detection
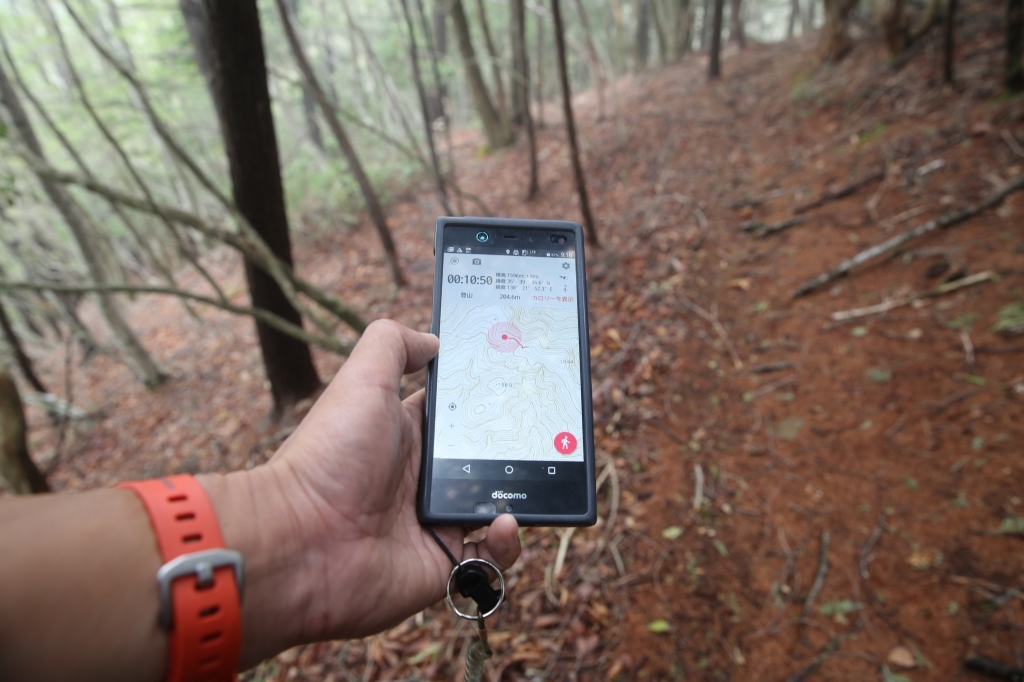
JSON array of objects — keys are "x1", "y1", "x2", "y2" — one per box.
[{"x1": 420, "y1": 219, "x2": 595, "y2": 525}]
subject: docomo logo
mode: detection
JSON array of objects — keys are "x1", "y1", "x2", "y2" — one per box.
[{"x1": 492, "y1": 491, "x2": 527, "y2": 500}]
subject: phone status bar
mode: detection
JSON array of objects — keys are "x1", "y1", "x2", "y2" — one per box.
[{"x1": 444, "y1": 245, "x2": 575, "y2": 259}]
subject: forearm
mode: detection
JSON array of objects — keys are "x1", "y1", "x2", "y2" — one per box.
[
  {"x1": 0, "y1": 487, "x2": 165, "y2": 682},
  {"x1": 0, "y1": 465, "x2": 312, "y2": 680}
]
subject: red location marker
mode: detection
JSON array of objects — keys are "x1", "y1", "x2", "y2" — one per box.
[{"x1": 554, "y1": 432, "x2": 578, "y2": 455}]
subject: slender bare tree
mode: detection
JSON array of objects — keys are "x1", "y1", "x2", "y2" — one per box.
[
  {"x1": 0, "y1": 60, "x2": 167, "y2": 388},
  {"x1": 820, "y1": 0, "x2": 858, "y2": 62},
  {"x1": 450, "y1": 0, "x2": 512, "y2": 149},
  {"x1": 399, "y1": 0, "x2": 455, "y2": 214},
  {"x1": 1008, "y1": 0, "x2": 1024, "y2": 91},
  {"x1": 275, "y1": 0, "x2": 408, "y2": 285},
  {"x1": 0, "y1": 365, "x2": 49, "y2": 494},
  {"x1": 512, "y1": 0, "x2": 539, "y2": 199},
  {"x1": 708, "y1": 0, "x2": 725, "y2": 78},
  {"x1": 551, "y1": 0, "x2": 599, "y2": 246}
]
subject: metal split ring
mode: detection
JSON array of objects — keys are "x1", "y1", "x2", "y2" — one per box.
[{"x1": 444, "y1": 557, "x2": 506, "y2": 620}]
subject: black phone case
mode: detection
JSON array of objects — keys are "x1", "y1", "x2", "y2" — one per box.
[{"x1": 417, "y1": 216, "x2": 597, "y2": 527}]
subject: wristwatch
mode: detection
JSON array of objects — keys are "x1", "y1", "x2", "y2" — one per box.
[{"x1": 120, "y1": 475, "x2": 243, "y2": 682}]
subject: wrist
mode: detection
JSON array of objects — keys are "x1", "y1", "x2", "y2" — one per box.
[{"x1": 196, "y1": 464, "x2": 317, "y2": 668}]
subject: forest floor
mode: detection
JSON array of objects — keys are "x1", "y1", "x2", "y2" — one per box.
[{"x1": 13, "y1": 6, "x2": 1024, "y2": 681}]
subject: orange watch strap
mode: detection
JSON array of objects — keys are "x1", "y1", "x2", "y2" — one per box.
[{"x1": 120, "y1": 475, "x2": 242, "y2": 682}]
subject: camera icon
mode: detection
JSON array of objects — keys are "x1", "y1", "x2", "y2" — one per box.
[
  {"x1": 475, "y1": 231, "x2": 489, "y2": 243},
  {"x1": 472, "y1": 258, "x2": 481, "y2": 265}
]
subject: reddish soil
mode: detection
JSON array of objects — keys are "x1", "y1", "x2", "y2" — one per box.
[{"x1": 11, "y1": 8, "x2": 1024, "y2": 681}]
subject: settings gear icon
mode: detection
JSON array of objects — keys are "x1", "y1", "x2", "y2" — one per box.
[{"x1": 561, "y1": 262, "x2": 570, "y2": 269}]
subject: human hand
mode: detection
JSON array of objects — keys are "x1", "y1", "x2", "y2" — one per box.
[{"x1": 206, "y1": 320, "x2": 521, "y2": 667}]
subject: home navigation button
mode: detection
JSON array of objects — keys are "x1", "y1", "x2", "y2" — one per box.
[{"x1": 504, "y1": 465, "x2": 514, "y2": 474}]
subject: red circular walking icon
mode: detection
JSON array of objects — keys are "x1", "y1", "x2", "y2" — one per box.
[{"x1": 554, "y1": 432, "x2": 578, "y2": 455}]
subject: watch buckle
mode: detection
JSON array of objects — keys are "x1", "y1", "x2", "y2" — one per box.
[{"x1": 156, "y1": 548, "x2": 244, "y2": 631}]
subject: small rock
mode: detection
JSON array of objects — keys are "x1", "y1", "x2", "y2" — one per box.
[{"x1": 887, "y1": 646, "x2": 916, "y2": 669}]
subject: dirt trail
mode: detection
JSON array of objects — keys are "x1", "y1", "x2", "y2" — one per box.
[{"x1": 14, "y1": 9, "x2": 1024, "y2": 681}]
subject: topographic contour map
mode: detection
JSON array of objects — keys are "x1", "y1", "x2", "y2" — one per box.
[{"x1": 434, "y1": 302, "x2": 583, "y2": 461}]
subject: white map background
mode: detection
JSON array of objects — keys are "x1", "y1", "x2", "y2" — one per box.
[{"x1": 434, "y1": 303, "x2": 583, "y2": 461}]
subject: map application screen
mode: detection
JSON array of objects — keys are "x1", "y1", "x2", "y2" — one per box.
[{"x1": 433, "y1": 247, "x2": 583, "y2": 463}]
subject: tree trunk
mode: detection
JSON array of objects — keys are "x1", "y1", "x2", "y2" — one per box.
[
  {"x1": 572, "y1": 0, "x2": 607, "y2": 119},
  {"x1": 820, "y1": 0, "x2": 858, "y2": 63},
  {"x1": 285, "y1": 0, "x2": 325, "y2": 152},
  {"x1": 536, "y1": 8, "x2": 545, "y2": 128},
  {"x1": 874, "y1": 0, "x2": 908, "y2": 56},
  {"x1": 674, "y1": 0, "x2": 692, "y2": 60},
  {"x1": 198, "y1": 0, "x2": 321, "y2": 411},
  {"x1": 179, "y1": 0, "x2": 214, "y2": 84},
  {"x1": 708, "y1": 0, "x2": 725, "y2": 78},
  {"x1": 275, "y1": 0, "x2": 408, "y2": 285},
  {"x1": 700, "y1": 0, "x2": 712, "y2": 50},
  {"x1": 399, "y1": 0, "x2": 455, "y2": 214},
  {"x1": 0, "y1": 365, "x2": 49, "y2": 494},
  {"x1": 650, "y1": 0, "x2": 669, "y2": 63},
  {"x1": 0, "y1": 297, "x2": 48, "y2": 395},
  {"x1": 944, "y1": 0, "x2": 957, "y2": 83},
  {"x1": 0, "y1": 61, "x2": 167, "y2": 388},
  {"x1": 512, "y1": 0, "x2": 539, "y2": 199},
  {"x1": 474, "y1": 0, "x2": 507, "y2": 124},
  {"x1": 1008, "y1": 0, "x2": 1024, "y2": 92},
  {"x1": 551, "y1": 0, "x2": 599, "y2": 246},
  {"x1": 729, "y1": 0, "x2": 746, "y2": 47},
  {"x1": 635, "y1": 0, "x2": 651, "y2": 68},
  {"x1": 450, "y1": 0, "x2": 512, "y2": 149},
  {"x1": 510, "y1": 0, "x2": 527, "y2": 126},
  {"x1": 426, "y1": 0, "x2": 449, "y2": 124},
  {"x1": 788, "y1": 0, "x2": 800, "y2": 37}
]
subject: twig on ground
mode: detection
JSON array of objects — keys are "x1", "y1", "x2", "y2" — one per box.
[
  {"x1": 859, "y1": 517, "x2": 885, "y2": 580},
  {"x1": 784, "y1": 626, "x2": 862, "y2": 682},
  {"x1": 923, "y1": 387, "x2": 981, "y2": 417},
  {"x1": 693, "y1": 464, "x2": 705, "y2": 511},
  {"x1": 793, "y1": 169, "x2": 884, "y2": 215},
  {"x1": 802, "y1": 530, "x2": 831, "y2": 620},
  {"x1": 828, "y1": 271, "x2": 995, "y2": 321},
  {"x1": 751, "y1": 361, "x2": 796, "y2": 374},
  {"x1": 976, "y1": 343, "x2": 1024, "y2": 354},
  {"x1": 961, "y1": 331, "x2": 976, "y2": 370},
  {"x1": 690, "y1": 206, "x2": 709, "y2": 249},
  {"x1": 765, "y1": 414, "x2": 796, "y2": 468},
  {"x1": 553, "y1": 527, "x2": 576, "y2": 578},
  {"x1": 965, "y1": 656, "x2": 1024, "y2": 682},
  {"x1": 1003, "y1": 130, "x2": 1024, "y2": 159},
  {"x1": 748, "y1": 374, "x2": 798, "y2": 400},
  {"x1": 879, "y1": 205, "x2": 927, "y2": 231},
  {"x1": 885, "y1": 414, "x2": 908, "y2": 439},
  {"x1": 678, "y1": 294, "x2": 743, "y2": 368},
  {"x1": 793, "y1": 175, "x2": 1024, "y2": 297},
  {"x1": 738, "y1": 217, "x2": 808, "y2": 237},
  {"x1": 728, "y1": 188, "x2": 787, "y2": 209}
]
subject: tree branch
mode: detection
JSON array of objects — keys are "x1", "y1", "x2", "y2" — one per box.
[
  {"x1": 793, "y1": 175, "x2": 1024, "y2": 298},
  {"x1": 0, "y1": 280, "x2": 353, "y2": 355}
]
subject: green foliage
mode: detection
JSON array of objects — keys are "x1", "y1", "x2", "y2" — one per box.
[{"x1": 992, "y1": 302, "x2": 1024, "y2": 335}]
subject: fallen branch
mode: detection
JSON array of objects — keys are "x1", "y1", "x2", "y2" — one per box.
[
  {"x1": 784, "y1": 625, "x2": 861, "y2": 682},
  {"x1": 829, "y1": 271, "x2": 995, "y2": 321},
  {"x1": 678, "y1": 294, "x2": 743, "y2": 368},
  {"x1": 793, "y1": 175, "x2": 1024, "y2": 297},
  {"x1": 793, "y1": 169, "x2": 884, "y2": 215},
  {"x1": 747, "y1": 373, "x2": 798, "y2": 400},
  {"x1": 751, "y1": 361, "x2": 796, "y2": 374},
  {"x1": 802, "y1": 530, "x2": 830, "y2": 620},
  {"x1": 0, "y1": 280, "x2": 353, "y2": 355},
  {"x1": 757, "y1": 217, "x2": 808, "y2": 237},
  {"x1": 728, "y1": 188, "x2": 787, "y2": 210}
]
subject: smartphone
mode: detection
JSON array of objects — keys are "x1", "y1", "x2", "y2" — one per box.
[{"x1": 418, "y1": 217, "x2": 596, "y2": 527}]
